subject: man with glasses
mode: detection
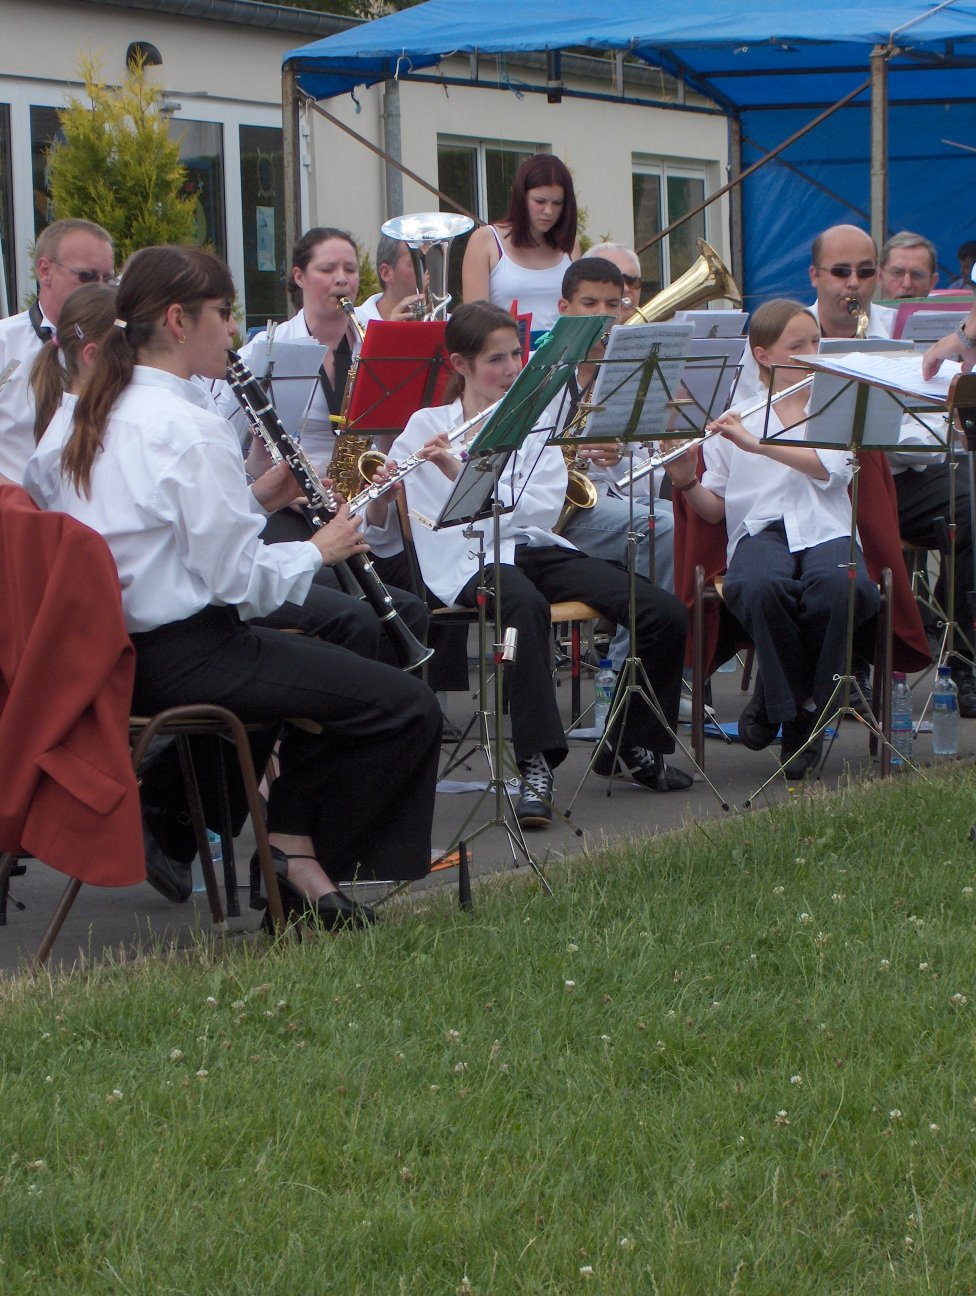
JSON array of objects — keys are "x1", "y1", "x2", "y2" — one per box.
[
  {"x1": 812, "y1": 225, "x2": 976, "y2": 715},
  {"x1": 0, "y1": 217, "x2": 115, "y2": 479},
  {"x1": 878, "y1": 231, "x2": 939, "y2": 300},
  {"x1": 809, "y1": 224, "x2": 895, "y2": 340}
]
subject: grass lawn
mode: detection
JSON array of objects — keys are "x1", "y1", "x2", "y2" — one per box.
[{"x1": 2, "y1": 766, "x2": 976, "y2": 1294}]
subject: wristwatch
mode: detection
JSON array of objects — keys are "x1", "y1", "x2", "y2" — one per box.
[{"x1": 957, "y1": 320, "x2": 976, "y2": 349}]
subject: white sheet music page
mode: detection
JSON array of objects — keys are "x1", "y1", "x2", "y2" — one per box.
[{"x1": 805, "y1": 351, "x2": 961, "y2": 404}]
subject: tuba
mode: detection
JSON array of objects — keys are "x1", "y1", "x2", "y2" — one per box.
[
  {"x1": 624, "y1": 238, "x2": 742, "y2": 325},
  {"x1": 380, "y1": 212, "x2": 475, "y2": 321}
]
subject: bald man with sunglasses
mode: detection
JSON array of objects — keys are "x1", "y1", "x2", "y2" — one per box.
[{"x1": 0, "y1": 217, "x2": 115, "y2": 479}]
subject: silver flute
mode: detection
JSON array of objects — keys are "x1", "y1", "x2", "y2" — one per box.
[
  {"x1": 342, "y1": 395, "x2": 506, "y2": 516},
  {"x1": 615, "y1": 374, "x2": 815, "y2": 489}
]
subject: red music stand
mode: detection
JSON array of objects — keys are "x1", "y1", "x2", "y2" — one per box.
[{"x1": 345, "y1": 320, "x2": 451, "y2": 436}]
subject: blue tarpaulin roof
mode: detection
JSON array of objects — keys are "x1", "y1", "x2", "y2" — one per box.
[{"x1": 285, "y1": 1, "x2": 976, "y2": 303}]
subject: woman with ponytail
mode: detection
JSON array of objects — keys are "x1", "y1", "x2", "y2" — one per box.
[
  {"x1": 29, "y1": 282, "x2": 118, "y2": 444},
  {"x1": 24, "y1": 245, "x2": 441, "y2": 924}
]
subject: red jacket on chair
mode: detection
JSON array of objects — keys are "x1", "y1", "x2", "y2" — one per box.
[{"x1": 0, "y1": 483, "x2": 144, "y2": 886}]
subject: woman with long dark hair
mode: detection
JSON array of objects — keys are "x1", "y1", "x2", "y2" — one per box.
[
  {"x1": 25, "y1": 245, "x2": 442, "y2": 925},
  {"x1": 367, "y1": 301, "x2": 690, "y2": 829},
  {"x1": 461, "y1": 154, "x2": 581, "y2": 334}
]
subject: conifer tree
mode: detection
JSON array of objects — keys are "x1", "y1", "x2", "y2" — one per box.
[{"x1": 46, "y1": 57, "x2": 196, "y2": 263}]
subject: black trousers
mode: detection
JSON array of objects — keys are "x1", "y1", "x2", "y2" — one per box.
[
  {"x1": 454, "y1": 544, "x2": 687, "y2": 769},
  {"x1": 722, "y1": 523, "x2": 880, "y2": 723},
  {"x1": 894, "y1": 461, "x2": 975, "y2": 664},
  {"x1": 131, "y1": 606, "x2": 441, "y2": 883},
  {"x1": 257, "y1": 506, "x2": 429, "y2": 670}
]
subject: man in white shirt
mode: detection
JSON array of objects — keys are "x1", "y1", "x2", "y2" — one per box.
[
  {"x1": 810, "y1": 226, "x2": 975, "y2": 712},
  {"x1": 0, "y1": 218, "x2": 114, "y2": 479},
  {"x1": 355, "y1": 235, "x2": 425, "y2": 326},
  {"x1": 878, "y1": 231, "x2": 939, "y2": 300}
]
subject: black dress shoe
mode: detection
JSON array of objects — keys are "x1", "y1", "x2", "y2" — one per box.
[
  {"x1": 143, "y1": 821, "x2": 193, "y2": 904},
  {"x1": 253, "y1": 847, "x2": 376, "y2": 931},
  {"x1": 951, "y1": 665, "x2": 976, "y2": 718},
  {"x1": 780, "y1": 710, "x2": 823, "y2": 780},
  {"x1": 737, "y1": 678, "x2": 779, "y2": 751},
  {"x1": 593, "y1": 744, "x2": 693, "y2": 791}
]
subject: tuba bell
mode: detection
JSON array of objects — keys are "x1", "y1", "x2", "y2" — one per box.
[
  {"x1": 624, "y1": 238, "x2": 741, "y2": 326},
  {"x1": 380, "y1": 212, "x2": 475, "y2": 321}
]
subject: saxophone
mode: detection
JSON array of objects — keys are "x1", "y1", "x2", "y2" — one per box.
[
  {"x1": 326, "y1": 297, "x2": 377, "y2": 499},
  {"x1": 846, "y1": 296, "x2": 870, "y2": 338}
]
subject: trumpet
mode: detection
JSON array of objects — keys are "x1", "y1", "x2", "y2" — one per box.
[
  {"x1": 225, "y1": 350, "x2": 433, "y2": 673},
  {"x1": 615, "y1": 374, "x2": 815, "y2": 489}
]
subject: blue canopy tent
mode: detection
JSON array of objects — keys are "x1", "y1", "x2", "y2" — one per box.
[{"x1": 282, "y1": 0, "x2": 976, "y2": 303}]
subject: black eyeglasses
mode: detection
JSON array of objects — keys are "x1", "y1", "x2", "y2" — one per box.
[
  {"x1": 209, "y1": 304, "x2": 234, "y2": 321},
  {"x1": 50, "y1": 259, "x2": 118, "y2": 285},
  {"x1": 815, "y1": 263, "x2": 877, "y2": 281}
]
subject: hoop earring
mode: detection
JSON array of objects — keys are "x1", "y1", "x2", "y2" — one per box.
[{"x1": 177, "y1": 334, "x2": 186, "y2": 345}]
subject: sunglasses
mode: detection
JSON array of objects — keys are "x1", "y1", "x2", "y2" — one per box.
[
  {"x1": 50, "y1": 259, "x2": 118, "y2": 285},
  {"x1": 622, "y1": 274, "x2": 642, "y2": 289},
  {"x1": 815, "y1": 263, "x2": 877, "y2": 281}
]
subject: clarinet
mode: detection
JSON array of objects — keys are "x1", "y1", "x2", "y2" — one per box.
[{"x1": 225, "y1": 350, "x2": 432, "y2": 673}]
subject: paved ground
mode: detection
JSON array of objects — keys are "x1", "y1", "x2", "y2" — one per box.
[{"x1": 3, "y1": 652, "x2": 973, "y2": 976}]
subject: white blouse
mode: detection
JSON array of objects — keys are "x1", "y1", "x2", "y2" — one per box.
[
  {"x1": 701, "y1": 404, "x2": 854, "y2": 567},
  {"x1": 24, "y1": 366, "x2": 321, "y2": 633},
  {"x1": 372, "y1": 398, "x2": 574, "y2": 606}
]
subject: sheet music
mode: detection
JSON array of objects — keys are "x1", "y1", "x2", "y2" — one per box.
[
  {"x1": 673, "y1": 309, "x2": 748, "y2": 338},
  {"x1": 584, "y1": 322, "x2": 693, "y2": 442},
  {"x1": 806, "y1": 351, "x2": 960, "y2": 403},
  {"x1": 670, "y1": 338, "x2": 746, "y2": 434},
  {"x1": 244, "y1": 338, "x2": 327, "y2": 435}
]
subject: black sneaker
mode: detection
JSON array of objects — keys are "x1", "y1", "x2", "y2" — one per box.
[
  {"x1": 593, "y1": 744, "x2": 693, "y2": 791},
  {"x1": 951, "y1": 664, "x2": 976, "y2": 719},
  {"x1": 515, "y1": 753, "x2": 553, "y2": 829}
]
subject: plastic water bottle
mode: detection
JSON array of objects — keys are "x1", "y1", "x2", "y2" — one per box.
[
  {"x1": 593, "y1": 659, "x2": 616, "y2": 733},
  {"x1": 932, "y1": 665, "x2": 960, "y2": 757},
  {"x1": 890, "y1": 672, "x2": 913, "y2": 767},
  {"x1": 193, "y1": 828, "x2": 222, "y2": 893}
]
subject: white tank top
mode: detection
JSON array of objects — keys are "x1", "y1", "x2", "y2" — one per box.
[{"x1": 487, "y1": 227, "x2": 571, "y2": 333}]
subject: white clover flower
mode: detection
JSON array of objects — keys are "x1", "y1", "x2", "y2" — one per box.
[
  {"x1": 196, "y1": 1069, "x2": 209, "y2": 1079},
  {"x1": 773, "y1": 885, "x2": 785, "y2": 896},
  {"x1": 790, "y1": 1074, "x2": 803, "y2": 1086},
  {"x1": 565, "y1": 980, "x2": 576, "y2": 991},
  {"x1": 26, "y1": 1160, "x2": 46, "y2": 1172},
  {"x1": 457, "y1": 1277, "x2": 473, "y2": 1295},
  {"x1": 205, "y1": 996, "x2": 217, "y2": 1007},
  {"x1": 106, "y1": 1089, "x2": 123, "y2": 1103},
  {"x1": 618, "y1": 1237, "x2": 635, "y2": 1250},
  {"x1": 489, "y1": 1040, "x2": 502, "y2": 1060},
  {"x1": 567, "y1": 942, "x2": 579, "y2": 953},
  {"x1": 430, "y1": 1084, "x2": 440, "y2": 1092},
  {"x1": 774, "y1": 1110, "x2": 789, "y2": 1126},
  {"x1": 950, "y1": 993, "x2": 968, "y2": 1008},
  {"x1": 831, "y1": 893, "x2": 844, "y2": 903},
  {"x1": 232, "y1": 1000, "x2": 246, "y2": 1011},
  {"x1": 962, "y1": 887, "x2": 973, "y2": 896},
  {"x1": 44, "y1": 1076, "x2": 52, "y2": 1084},
  {"x1": 169, "y1": 1049, "x2": 184, "y2": 1062},
  {"x1": 445, "y1": 1029, "x2": 461, "y2": 1044},
  {"x1": 889, "y1": 1109, "x2": 902, "y2": 1121},
  {"x1": 919, "y1": 962, "x2": 930, "y2": 972},
  {"x1": 454, "y1": 1061, "x2": 468, "y2": 1074},
  {"x1": 578, "y1": 1265, "x2": 593, "y2": 1278},
  {"x1": 798, "y1": 912, "x2": 812, "y2": 925},
  {"x1": 929, "y1": 1123, "x2": 940, "y2": 1131},
  {"x1": 879, "y1": 959, "x2": 891, "y2": 971}
]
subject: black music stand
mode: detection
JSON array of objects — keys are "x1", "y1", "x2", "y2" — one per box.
[
  {"x1": 740, "y1": 351, "x2": 949, "y2": 805},
  {"x1": 428, "y1": 315, "x2": 608, "y2": 883},
  {"x1": 555, "y1": 325, "x2": 732, "y2": 813}
]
